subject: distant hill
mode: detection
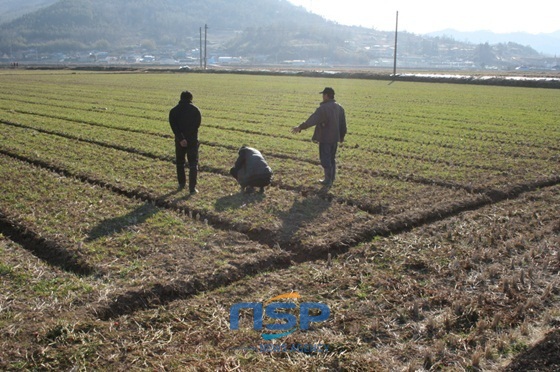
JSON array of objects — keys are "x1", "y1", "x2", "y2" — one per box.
[
  {"x1": 0, "y1": 0, "x2": 330, "y2": 51},
  {"x1": 0, "y1": 0, "x2": 57, "y2": 23},
  {"x1": 0, "y1": 0, "x2": 551, "y2": 68},
  {"x1": 428, "y1": 29, "x2": 560, "y2": 56}
]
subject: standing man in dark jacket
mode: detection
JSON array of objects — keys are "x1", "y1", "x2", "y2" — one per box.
[
  {"x1": 169, "y1": 90, "x2": 201, "y2": 194},
  {"x1": 292, "y1": 87, "x2": 346, "y2": 187},
  {"x1": 230, "y1": 146, "x2": 273, "y2": 193}
]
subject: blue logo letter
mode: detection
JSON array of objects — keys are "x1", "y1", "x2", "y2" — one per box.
[
  {"x1": 300, "y1": 302, "x2": 330, "y2": 330},
  {"x1": 264, "y1": 302, "x2": 297, "y2": 331},
  {"x1": 230, "y1": 303, "x2": 263, "y2": 330}
]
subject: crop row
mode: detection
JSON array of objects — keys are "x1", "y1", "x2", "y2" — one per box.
[
  {"x1": 3, "y1": 120, "x2": 557, "y2": 258},
  {"x1": 6, "y1": 179, "x2": 557, "y2": 370},
  {"x1": 0, "y1": 71, "x2": 558, "y2": 245},
  {"x1": 0, "y1": 120, "x2": 507, "y2": 316},
  {"x1": 0, "y1": 118, "x2": 482, "y2": 218},
  {"x1": 2, "y1": 96, "x2": 557, "y2": 181},
  {"x1": 1, "y1": 85, "x2": 558, "y2": 159},
  {"x1": 1, "y1": 71, "x2": 558, "y2": 151},
  {"x1": 1, "y1": 104, "x2": 557, "y2": 192},
  {"x1": 1, "y1": 71, "x2": 559, "y2": 370},
  {"x1": 0, "y1": 124, "x2": 387, "y2": 250},
  {"x1": 0, "y1": 154, "x2": 293, "y2": 310}
]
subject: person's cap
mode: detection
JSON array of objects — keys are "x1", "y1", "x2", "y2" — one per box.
[{"x1": 319, "y1": 87, "x2": 335, "y2": 95}]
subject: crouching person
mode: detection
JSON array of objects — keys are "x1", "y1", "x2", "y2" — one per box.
[{"x1": 230, "y1": 146, "x2": 273, "y2": 193}]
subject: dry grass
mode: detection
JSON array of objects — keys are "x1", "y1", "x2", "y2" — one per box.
[
  {"x1": 2, "y1": 184, "x2": 557, "y2": 370},
  {"x1": 1, "y1": 71, "x2": 559, "y2": 370}
]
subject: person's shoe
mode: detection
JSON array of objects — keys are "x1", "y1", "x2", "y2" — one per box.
[
  {"x1": 244, "y1": 186, "x2": 255, "y2": 194},
  {"x1": 189, "y1": 188, "x2": 198, "y2": 195},
  {"x1": 259, "y1": 187, "x2": 265, "y2": 193},
  {"x1": 319, "y1": 179, "x2": 332, "y2": 187},
  {"x1": 178, "y1": 184, "x2": 186, "y2": 191}
]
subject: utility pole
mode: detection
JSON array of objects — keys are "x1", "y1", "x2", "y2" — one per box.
[
  {"x1": 393, "y1": 11, "x2": 398, "y2": 76},
  {"x1": 204, "y1": 24, "x2": 208, "y2": 69},
  {"x1": 199, "y1": 27, "x2": 203, "y2": 68}
]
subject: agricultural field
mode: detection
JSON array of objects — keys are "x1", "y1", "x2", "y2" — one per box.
[{"x1": 0, "y1": 69, "x2": 559, "y2": 371}]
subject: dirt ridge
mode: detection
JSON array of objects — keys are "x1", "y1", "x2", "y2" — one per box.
[
  {"x1": 0, "y1": 210, "x2": 99, "y2": 276},
  {"x1": 94, "y1": 253, "x2": 292, "y2": 320},
  {"x1": 1, "y1": 119, "x2": 503, "y2": 199},
  {"x1": 1, "y1": 148, "x2": 558, "y2": 321}
]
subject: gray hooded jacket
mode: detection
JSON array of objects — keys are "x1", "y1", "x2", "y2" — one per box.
[{"x1": 231, "y1": 147, "x2": 273, "y2": 187}]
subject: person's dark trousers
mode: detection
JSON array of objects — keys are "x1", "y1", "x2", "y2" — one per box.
[
  {"x1": 175, "y1": 141, "x2": 199, "y2": 192},
  {"x1": 247, "y1": 174, "x2": 272, "y2": 191},
  {"x1": 250, "y1": 174, "x2": 272, "y2": 188},
  {"x1": 319, "y1": 142, "x2": 338, "y2": 184},
  {"x1": 230, "y1": 168, "x2": 271, "y2": 190}
]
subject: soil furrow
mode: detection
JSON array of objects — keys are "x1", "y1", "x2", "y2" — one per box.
[
  {"x1": 0, "y1": 119, "x2": 485, "y2": 196},
  {"x1": 327, "y1": 175, "x2": 560, "y2": 250},
  {"x1": 2, "y1": 146, "x2": 558, "y2": 257},
  {"x1": 93, "y1": 174, "x2": 560, "y2": 319},
  {"x1": 3, "y1": 104, "x2": 557, "y2": 159},
  {"x1": 94, "y1": 253, "x2": 292, "y2": 320},
  {"x1": 2, "y1": 147, "x2": 558, "y2": 320},
  {"x1": 0, "y1": 209, "x2": 99, "y2": 277},
  {"x1": 0, "y1": 148, "x2": 267, "y2": 244}
]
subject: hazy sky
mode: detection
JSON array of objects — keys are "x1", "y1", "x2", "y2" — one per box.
[{"x1": 287, "y1": 0, "x2": 559, "y2": 34}]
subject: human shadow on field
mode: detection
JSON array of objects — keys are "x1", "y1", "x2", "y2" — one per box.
[
  {"x1": 85, "y1": 203, "x2": 159, "y2": 242},
  {"x1": 214, "y1": 189, "x2": 266, "y2": 212},
  {"x1": 276, "y1": 193, "x2": 332, "y2": 244},
  {"x1": 85, "y1": 190, "x2": 179, "y2": 242}
]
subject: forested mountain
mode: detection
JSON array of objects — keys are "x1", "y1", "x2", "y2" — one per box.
[
  {"x1": 0, "y1": 0, "x2": 549, "y2": 68},
  {"x1": 0, "y1": 0, "x2": 330, "y2": 51},
  {"x1": 0, "y1": 0, "x2": 57, "y2": 23}
]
